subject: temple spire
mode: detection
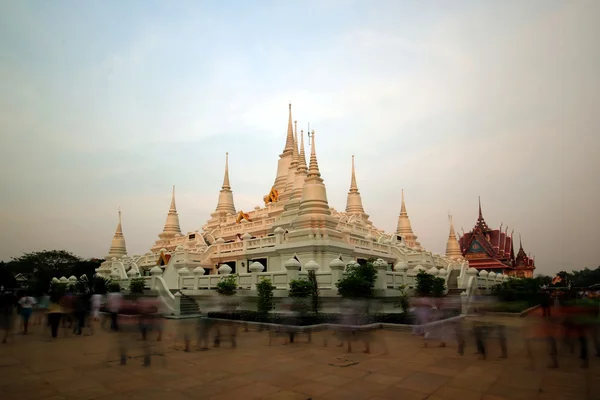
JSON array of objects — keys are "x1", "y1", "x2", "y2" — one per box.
[
  {"x1": 290, "y1": 130, "x2": 308, "y2": 201},
  {"x1": 475, "y1": 196, "x2": 490, "y2": 232},
  {"x1": 345, "y1": 155, "x2": 366, "y2": 216},
  {"x1": 396, "y1": 190, "x2": 421, "y2": 249},
  {"x1": 108, "y1": 208, "x2": 127, "y2": 259},
  {"x1": 298, "y1": 130, "x2": 332, "y2": 218},
  {"x1": 445, "y1": 214, "x2": 462, "y2": 259},
  {"x1": 170, "y1": 185, "x2": 177, "y2": 212},
  {"x1": 298, "y1": 129, "x2": 308, "y2": 172},
  {"x1": 222, "y1": 152, "x2": 231, "y2": 190},
  {"x1": 160, "y1": 185, "x2": 181, "y2": 237},
  {"x1": 280, "y1": 120, "x2": 301, "y2": 202},
  {"x1": 213, "y1": 152, "x2": 236, "y2": 215},
  {"x1": 349, "y1": 155, "x2": 358, "y2": 192},
  {"x1": 307, "y1": 130, "x2": 321, "y2": 179},
  {"x1": 283, "y1": 103, "x2": 295, "y2": 154}
]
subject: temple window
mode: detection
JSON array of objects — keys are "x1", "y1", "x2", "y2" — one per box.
[{"x1": 189, "y1": 234, "x2": 196, "y2": 240}]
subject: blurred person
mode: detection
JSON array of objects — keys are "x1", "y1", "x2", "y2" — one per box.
[
  {"x1": 540, "y1": 290, "x2": 552, "y2": 317},
  {"x1": 18, "y1": 292, "x2": 36, "y2": 334},
  {"x1": 107, "y1": 286, "x2": 123, "y2": 331},
  {"x1": 0, "y1": 289, "x2": 16, "y2": 344},
  {"x1": 34, "y1": 293, "x2": 50, "y2": 327},
  {"x1": 47, "y1": 292, "x2": 65, "y2": 340}
]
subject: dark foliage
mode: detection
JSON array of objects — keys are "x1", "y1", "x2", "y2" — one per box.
[
  {"x1": 216, "y1": 274, "x2": 237, "y2": 296},
  {"x1": 256, "y1": 278, "x2": 275, "y2": 314},
  {"x1": 335, "y1": 260, "x2": 377, "y2": 299},
  {"x1": 415, "y1": 271, "x2": 446, "y2": 297},
  {"x1": 3, "y1": 250, "x2": 103, "y2": 295},
  {"x1": 207, "y1": 310, "x2": 413, "y2": 325}
]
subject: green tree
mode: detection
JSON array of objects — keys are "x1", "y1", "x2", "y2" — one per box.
[
  {"x1": 256, "y1": 278, "x2": 275, "y2": 315},
  {"x1": 216, "y1": 274, "x2": 238, "y2": 296},
  {"x1": 129, "y1": 277, "x2": 146, "y2": 295},
  {"x1": 335, "y1": 261, "x2": 377, "y2": 299}
]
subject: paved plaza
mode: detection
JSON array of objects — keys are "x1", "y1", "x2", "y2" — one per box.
[{"x1": 0, "y1": 315, "x2": 598, "y2": 400}]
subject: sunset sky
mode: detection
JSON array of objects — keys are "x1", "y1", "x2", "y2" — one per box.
[{"x1": 1, "y1": 1, "x2": 598, "y2": 275}]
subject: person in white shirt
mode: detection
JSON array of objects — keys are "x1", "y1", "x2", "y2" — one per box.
[
  {"x1": 106, "y1": 290, "x2": 123, "y2": 331},
  {"x1": 18, "y1": 293, "x2": 37, "y2": 334}
]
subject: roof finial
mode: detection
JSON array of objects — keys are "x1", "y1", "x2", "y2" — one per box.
[
  {"x1": 349, "y1": 155, "x2": 358, "y2": 192},
  {"x1": 170, "y1": 185, "x2": 177, "y2": 211},
  {"x1": 478, "y1": 196, "x2": 482, "y2": 218},
  {"x1": 307, "y1": 130, "x2": 321, "y2": 178},
  {"x1": 519, "y1": 233, "x2": 523, "y2": 249},
  {"x1": 292, "y1": 120, "x2": 299, "y2": 164},
  {"x1": 400, "y1": 189, "x2": 407, "y2": 214},
  {"x1": 298, "y1": 129, "x2": 307, "y2": 171},
  {"x1": 222, "y1": 152, "x2": 231, "y2": 190},
  {"x1": 283, "y1": 103, "x2": 295, "y2": 153}
]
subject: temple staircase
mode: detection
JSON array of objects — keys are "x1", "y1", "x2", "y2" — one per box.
[
  {"x1": 446, "y1": 269, "x2": 463, "y2": 296},
  {"x1": 169, "y1": 290, "x2": 200, "y2": 315}
]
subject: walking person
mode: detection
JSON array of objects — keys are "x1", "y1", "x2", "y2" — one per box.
[
  {"x1": 0, "y1": 290, "x2": 16, "y2": 344},
  {"x1": 47, "y1": 293, "x2": 64, "y2": 340},
  {"x1": 18, "y1": 292, "x2": 36, "y2": 334},
  {"x1": 107, "y1": 287, "x2": 123, "y2": 331}
]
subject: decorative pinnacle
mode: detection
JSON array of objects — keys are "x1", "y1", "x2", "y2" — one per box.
[
  {"x1": 349, "y1": 155, "x2": 358, "y2": 192},
  {"x1": 222, "y1": 152, "x2": 231, "y2": 190},
  {"x1": 284, "y1": 103, "x2": 294, "y2": 153},
  {"x1": 170, "y1": 185, "x2": 177, "y2": 212},
  {"x1": 400, "y1": 189, "x2": 407, "y2": 214},
  {"x1": 298, "y1": 129, "x2": 307, "y2": 171},
  {"x1": 307, "y1": 130, "x2": 321, "y2": 178}
]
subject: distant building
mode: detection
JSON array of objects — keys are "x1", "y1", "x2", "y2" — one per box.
[{"x1": 459, "y1": 199, "x2": 535, "y2": 278}]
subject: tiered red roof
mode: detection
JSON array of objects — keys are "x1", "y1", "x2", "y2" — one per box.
[{"x1": 459, "y1": 198, "x2": 535, "y2": 275}]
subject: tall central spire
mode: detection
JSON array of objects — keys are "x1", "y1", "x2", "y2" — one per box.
[
  {"x1": 283, "y1": 103, "x2": 295, "y2": 154},
  {"x1": 222, "y1": 152, "x2": 231, "y2": 190},
  {"x1": 108, "y1": 208, "x2": 127, "y2": 259},
  {"x1": 213, "y1": 152, "x2": 236, "y2": 215},
  {"x1": 345, "y1": 155, "x2": 366, "y2": 216},
  {"x1": 445, "y1": 214, "x2": 462, "y2": 259},
  {"x1": 280, "y1": 120, "x2": 300, "y2": 202},
  {"x1": 160, "y1": 185, "x2": 181, "y2": 238},
  {"x1": 298, "y1": 130, "x2": 331, "y2": 217},
  {"x1": 396, "y1": 190, "x2": 421, "y2": 249},
  {"x1": 291, "y1": 129, "x2": 308, "y2": 201},
  {"x1": 271, "y1": 103, "x2": 296, "y2": 194}
]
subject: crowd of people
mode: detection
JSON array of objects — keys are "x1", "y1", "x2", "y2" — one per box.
[{"x1": 1, "y1": 284, "x2": 599, "y2": 370}]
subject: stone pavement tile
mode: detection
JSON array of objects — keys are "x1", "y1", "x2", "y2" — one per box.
[
  {"x1": 195, "y1": 370, "x2": 231, "y2": 383},
  {"x1": 312, "y1": 373, "x2": 354, "y2": 387},
  {"x1": 14, "y1": 386, "x2": 62, "y2": 400},
  {"x1": 162, "y1": 376, "x2": 206, "y2": 391},
  {"x1": 538, "y1": 385, "x2": 587, "y2": 400},
  {"x1": 481, "y1": 396, "x2": 511, "y2": 400},
  {"x1": 353, "y1": 358, "x2": 396, "y2": 373},
  {"x1": 330, "y1": 365, "x2": 370, "y2": 379},
  {"x1": 42, "y1": 368, "x2": 85, "y2": 383},
  {"x1": 52, "y1": 377, "x2": 106, "y2": 394},
  {"x1": 432, "y1": 386, "x2": 484, "y2": 400},
  {"x1": 63, "y1": 385, "x2": 113, "y2": 400},
  {"x1": 0, "y1": 356, "x2": 20, "y2": 367},
  {"x1": 486, "y1": 382, "x2": 540, "y2": 400},
  {"x1": 129, "y1": 388, "x2": 192, "y2": 400},
  {"x1": 362, "y1": 372, "x2": 406, "y2": 386},
  {"x1": 261, "y1": 389, "x2": 311, "y2": 400},
  {"x1": 292, "y1": 368, "x2": 328, "y2": 381},
  {"x1": 497, "y1": 369, "x2": 544, "y2": 390},
  {"x1": 209, "y1": 382, "x2": 282, "y2": 400},
  {"x1": 541, "y1": 370, "x2": 587, "y2": 389},
  {"x1": 260, "y1": 372, "x2": 306, "y2": 389},
  {"x1": 104, "y1": 377, "x2": 154, "y2": 393},
  {"x1": 373, "y1": 386, "x2": 428, "y2": 400},
  {"x1": 336, "y1": 378, "x2": 390, "y2": 397},
  {"x1": 292, "y1": 381, "x2": 337, "y2": 397},
  {"x1": 396, "y1": 372, "x2": 450, "y2": 394},
  {"x1": 320, "y1": 387, "x2": 372, "y2": 400},
  {"x1": 447, "y1": 376, "x2": 497, "y2": 393}
]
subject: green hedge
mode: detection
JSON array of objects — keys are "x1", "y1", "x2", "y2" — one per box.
[{"x1": 207, "y1": 310, "x2": 415, "y2": 325}]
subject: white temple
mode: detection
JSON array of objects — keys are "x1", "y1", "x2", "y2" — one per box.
[{"x1": 96, "y1": 104, "x2": 465, "y2": 293}]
